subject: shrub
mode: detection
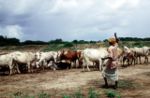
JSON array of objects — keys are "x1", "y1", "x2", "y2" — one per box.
[
  {"x1": 73, "y1": 89, "x2": 84, "y2": 98},
  {"x1": 37, "y1": 92, "x2": 51, "y2": 98},
  {"x1": 64, "y1": 42, "x2": 74, "y2": 47},
  {"x1": 62, "y1": 95, "x2": 72, "y2": 98},
  {"x1": 88, "y1": 88, "x2": 99, "y2": 98},
  {"x1": 105, "y1": 90, "x2": 120, "y2": 98},
  {"x1": 13, "y1": 91, "x2": 35, "y2": 98}
]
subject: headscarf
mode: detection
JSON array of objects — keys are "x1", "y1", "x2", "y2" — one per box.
[{"x1": 108, "y1": 37, "x2": 116, "y2": 45}]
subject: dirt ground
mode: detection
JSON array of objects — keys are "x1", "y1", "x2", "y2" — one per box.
[{"x1": 0, "y1": 61, "x2": 150, "y2": 98}]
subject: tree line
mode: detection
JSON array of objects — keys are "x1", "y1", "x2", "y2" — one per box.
[{"x1": 0, "y1": 35, "x2": 149, "y2": 46}]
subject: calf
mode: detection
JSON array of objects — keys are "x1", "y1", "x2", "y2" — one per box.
[{"x1": 36, "y1": 51, "x2": 58, "y2": 70}]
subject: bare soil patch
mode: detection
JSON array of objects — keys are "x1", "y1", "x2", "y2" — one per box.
[{"x1": 0, "y1": 63, "x2": 150, "y2": 98}]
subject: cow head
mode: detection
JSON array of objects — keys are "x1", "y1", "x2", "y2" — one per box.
[
  {"x1": 35, "y1": 52, "x2": 42, "y2": 61},
  {"x1": 56, "y1": 50, "x2": 62, "y2": 62}
]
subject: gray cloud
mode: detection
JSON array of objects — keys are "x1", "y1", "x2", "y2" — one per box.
[{"x1": 0, "y1": 0, "x2": 150, "y2": 41}]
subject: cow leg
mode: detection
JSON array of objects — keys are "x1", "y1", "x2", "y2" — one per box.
[
  {"x1": 135, "y1": 56, "x2": 138, "y2": 64},
  {"x1": 70, "y1": 61, "x2": 74, "y2": 69},
  {"x1": 86, "y1": 64, "x2": 90, "y2": 71},
  {"x1": 9, "y1": 59, "x2": 14, "y2": 75},
  {"x1": 48, "y1": 61, "x2": 56, "y2": 71},
  {"x1": 122, "y1": 57, "x2": 126, "y2": 66},
  {"x1": 130, "y1": 58, "x2": 132, "y2": 65},
  {"x1": 43, "y1": 60, "x2": 47, "y2": 70},
  {"x1": 16, "y1": 63, "x2": 21, "y2": 74},
  {"x1": 139, "y1": 56, "x2": 142, "y2": 64},
  {"x1": 137, "y1": 56, "x2": 139, "y2": 64},
  {"x1": 136, "y1": 56, "x2": 139, "y2": 64},
  {"x1": 147, "y1": 56, "x2": 149, "y2": 64},
  {"x1": 27, "y1": 62, "x2": 31, "y2": 73},
  {"x1": 128, "y1": 57, "x2": 132, "y2": 66},
  {"x1": 82, "y1": 62, "x2": 85, "y2": 72},
  {"x1": 82, "y1": 65, "x2": 85, "y2": 71},
  {"x1": 9, "y1": 65, "x2": 13, "y2": 75},
  {"x1": 9, "y1": 64, "x2": 13, "y2": 75},
  {"x1": 85, "y1": 59, "x2": 90, "y2": 71},
  {"x1": 9, "y1": 67, "x2": 13, "y2": 75},
  {"x1": 75, "y1": 60, "x2": 78, "y2": 69},
  {"x1": 133, "y1": 57, "x2": 136, "y2": 65},
  {"x1": 145, "y1": 56, "x2": 148, "y2": 64},
  {"x1": 99, "y1": 59, "x2": 102, "y2": 71},
  {"x1": 82, "y1": 59, "x2": 86, "y2": 72},
  {"x1": 131, "y1": 57, "x2": 134, "y2": 65},
  {"x1": 13, "y1": 60, "x2": 21, "y2": 74},
  {"x1": 53, "y1": 62, "x2": 58, "y2": 70},
  {"x1": 127, "y1": 58, "x2": 130, "y2": 66}
]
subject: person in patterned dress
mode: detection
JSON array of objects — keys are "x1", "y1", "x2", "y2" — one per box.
[{"x1": 102, "y1": 35, "x2": 119, "y2": 89}]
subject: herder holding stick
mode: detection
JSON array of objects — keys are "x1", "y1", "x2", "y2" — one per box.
[{"x1": 102, "y1": 33, "x2": 119, "y2": 89}]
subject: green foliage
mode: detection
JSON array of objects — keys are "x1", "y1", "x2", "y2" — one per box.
[
  {"x1": 73, "y1": 89, "x2": 84, "y2": 98},
  {"x1": 88, "y1": 88, "x2": 99, "y2": 98},
  {"x1": 120, "y1": 41, "x2": 150, "y2": 48},
  {"x1": 61, "y1": 88, "x2": 100, "y2": 98},
  {"x1": 43, "y1": 43, "x2": 74, "y2": 51},
  {"x1": 13, "y1": 91, "x2": 35, "y2": 98},
  {"x1": 0, "y1": 35, "x2": 20, "y2": 46},
  {"x1": 78, "y1": 40, "x2": 89, "y2": 44},
  {"x1": 12, "y1": 91, "x2": 51, "y2": 98},
  {"x1": 62, "y1": 95, "x2": 72, "y2": 98},
  {"x1": 64, "y1": 42, "x2": 74, "y2": 47},
  {"x1": 0, "y1": 34, "x2": 149, "y2": 47},
  {"x1": 89, "y1": 41, "x2": 96, "y2": 43},
  {"x1": 13, "y1": 91, "x2": 23, "y2": 98},
  {"x1": 37, "y1": 92, "x2": 51, "y2": 98},
  {"x1": 49, "y1": 38, "x2": 63, "y2": 44},
  {"x1": 119, "y1": 37, "x2": 150, "y2": 41},
  {"x1": 22, "y1": 40, "x2": 48, "y2": 45},
  {"x1": 72, "y1": 40, "x2": 78, "y2": 43},
  {"x1": 105, "y1": 90, "x2": 120, "y2": 98}
]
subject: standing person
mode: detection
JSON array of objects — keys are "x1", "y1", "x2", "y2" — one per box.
[{"x1": 102, "y1": 33, "x2": 119, "y2": 89}]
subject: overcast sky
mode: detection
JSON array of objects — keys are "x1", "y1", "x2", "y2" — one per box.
[{"x1": 0, "y1": 0, "x2": 150, "y2": 41}]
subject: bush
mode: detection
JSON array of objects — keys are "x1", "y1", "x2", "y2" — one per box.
[
  {"x1": 62, "y1": 95, "x2": 72, "y2": 98},
  {"x1": 43, "y1": 42, "x2": 74, "y2": 51},
  {"x1": 88, "y1": 88, "x2": 99, "y2": 98},
  {"x1": 37, "y1": 92, "x2": 51, "y2": 98},
  {"x1": 73, "y1": 89, "x2": 84, "y2": 98},
  {"x1": 64, "y1": 42, "x2": 74, "y2": 47},
  {"x1": 105, "y1": 90, "x2": 120, "y2": 98},
  {"x1": 13, "y1": 91, "x2": 35, "y2": 98}
]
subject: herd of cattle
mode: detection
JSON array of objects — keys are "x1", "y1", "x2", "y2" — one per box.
[{"x1": 0, "y1": 46, "x2": 150, "y2": 75}]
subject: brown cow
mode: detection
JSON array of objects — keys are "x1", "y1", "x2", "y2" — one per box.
[
  {"x1": 122, "y1": 52, "x2": 136, "y2": 66},
  {"x1": 58, "y1": 49, "x2": 81, "y2": 68},
  {"x1": 122, "y1": 46, "x2": 136, "y2": 66}
]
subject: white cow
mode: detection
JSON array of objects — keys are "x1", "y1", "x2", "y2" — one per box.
[
  {"x1": 133, "y1": 46, "x2": 149, "y2": 64},
  {"x1": 36, "y1": 51, "x2": 58, "y2": 70},
  {"x1": 81, "y1": 48, "x2": 109, "y2": 71},
  {"x1": 0, "y1": 53, "x2": 17, "y2": 75},
  {"x1": 10, "y1": 51, "x2": 37, "y2": 73}
]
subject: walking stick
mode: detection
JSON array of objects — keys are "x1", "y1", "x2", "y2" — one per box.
[{"x1": 114, "y1": 32, "x2": 119, "y2": 43}]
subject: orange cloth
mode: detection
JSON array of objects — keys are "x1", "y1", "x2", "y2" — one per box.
[{"x1": 108, "y1": 37, "x2": 116, "y2": 45}]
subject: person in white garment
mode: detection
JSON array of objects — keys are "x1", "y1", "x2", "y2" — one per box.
[{"x1": 102, "y1": 34, "x2": 119, "y2": 89}]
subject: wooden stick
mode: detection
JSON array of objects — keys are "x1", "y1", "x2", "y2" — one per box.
[{"x1": 114, "y1": 32, "x2": 119, "y2": 43}]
